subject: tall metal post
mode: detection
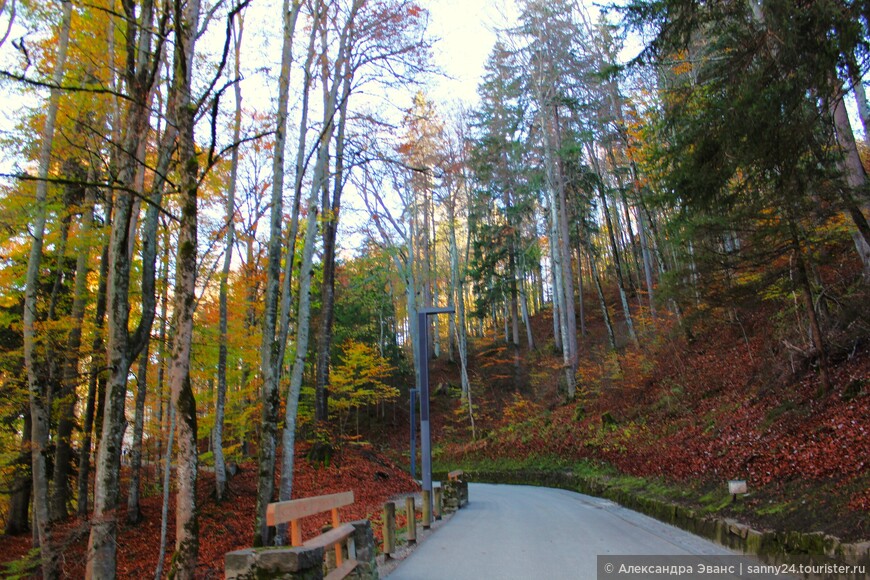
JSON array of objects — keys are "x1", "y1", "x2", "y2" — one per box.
[
  {"x1": 416, "y1": 307, "x2": 453, "y2": 524},
  {"x1": 409, "y1": 388, "x2": 417, "y2": 479}
]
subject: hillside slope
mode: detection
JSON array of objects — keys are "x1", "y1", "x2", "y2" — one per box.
[{"x1": 429, "y1": 304, "x2": 869, "y2": 543}]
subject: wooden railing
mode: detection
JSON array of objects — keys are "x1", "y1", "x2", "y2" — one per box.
[
  {"x1": 226, "y1": 490, "x2": 376, "y2": 580},
  {"x1": 266, "y1": 491, "x2": 358, "y2": 580}
]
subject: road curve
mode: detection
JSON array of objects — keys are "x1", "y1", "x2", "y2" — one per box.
[{"x1": 387, "y1": 482, "x2": 736, "y2": 580}]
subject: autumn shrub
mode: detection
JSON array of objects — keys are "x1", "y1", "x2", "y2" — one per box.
[{"x1": 501, "y1": 393, "x2": 542, "y2": 427}]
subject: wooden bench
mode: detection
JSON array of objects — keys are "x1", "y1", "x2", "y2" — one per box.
[{"x1": 266, "y1": 491, "x2": 358, "y2": 580}]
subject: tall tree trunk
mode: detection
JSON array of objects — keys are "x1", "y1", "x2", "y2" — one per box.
[
  {"x1": 6, "y1": 412, "x2": 32, "y2": 535},
  {"x1": 126, "y1": 340, "x2": 150, "y2": 524},
  {"x1": 591, "y1": 248, "x2": 618, "y2": 351},
  {"x1": 448, "y1": 189, "x2": 471, "y2": 400},
  {"x1": 279, "y1": 126, "x2": 326, "y2": 512},
  {"x1": 508, "y1": 251, "x2": 521, "y2": 346},
  {"x1": 788, "y1": 218, "x2": 831, "y2": 391},
  {"x1": 166, "y1": 1, "x2": 202, "y2": 575},
  {"x1": 154, "y1": 401, "x2": 175, "y2": 580},
  {"x1": 23, "y1": 3, "x2": 72, "y2": 576},
  {"x1": 45, "y1": 175, "x2": 73, "y2": 525},
  {"x1": 543, "y1": 109, "x2": 575, "y2": 397},
  {"x1": 215, "y1": 7, "x2": 245, "y2": 503},
  {"x1": 831, "y1": 95, "x2": 870, "y2": 279},
  {"x1": 154, "y1": 234, "x2": 171, "y2": 489},
  {"x1": 575, "y1": 243, "x2": 587, "y2": 338},
  {"x1": 255, "y1": 0, "x2": 302, "y2": 547},
  {"x1": 77, "y1": 238, "x2": 109, "y2": 519},
  {"x1": 636, "y1": 198, "x2": 657, "y2": 323},
  {"x1": 315, "y1": 18, "x2": 354, "y2": 424},
  {"x1": 280, "y1": 0, "x2": 359, "y2": 518},
  {"x1": 52, "y1": 182, "x2": 97, "y2": 522},
  {"x1": 276, "y1": 7, "x2": 317, "y2": 380},
  {"x1": 590, "y1": 151, "x2": 638, "y2": 346},
  {"x1": 88, "y1": 1, "x2": 168, "y2": 574},
  {"x1": 520, "y1": 275, "x2": 534, "y2": 349},
  {"x1": 849, "y1": 64, "x2": 870, "y2": 141},
  {"x1": 433, "y1": 207, "x2": 441, "y2": 357}
]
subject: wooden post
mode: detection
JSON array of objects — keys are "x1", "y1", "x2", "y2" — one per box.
[
  {"x1": 331, "y1": 508, "x2": 342, "y2": 566},
  {"x1": 291, "y1": 519, "x2": 302, "y2": 546},
  {"x1": 405, "y1": 496, "x2": 416, "y2": 544},
  {"x1": 422, "y1": 490, "x2": 431, "y2": 529},
  {"x1": 434, "y1": 487, "x2": 442, "y2": 521},
  {"x1": 383, "y1": 502, "x2": 396, "y2": 558}
]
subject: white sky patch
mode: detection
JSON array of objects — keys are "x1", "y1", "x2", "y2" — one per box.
[{"x1": 420, "y1": 0, "x2": 514, "y2": 107}]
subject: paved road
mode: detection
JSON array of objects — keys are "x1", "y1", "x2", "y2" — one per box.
[{"x1": 387, "y1": 483, "x2": 738, "y2": 580}]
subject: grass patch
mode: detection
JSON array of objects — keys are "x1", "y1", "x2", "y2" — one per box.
[
  {"x1": 756, "y1": 501, "x2": 793, "y2": 516},
  {"x1": 698, "y1": 489, "x2": 735, "y2": 514}
]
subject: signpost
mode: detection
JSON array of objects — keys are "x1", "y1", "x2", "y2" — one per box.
[{"x1": 416, "y1": 306, "x2": 453, "y2": 525}]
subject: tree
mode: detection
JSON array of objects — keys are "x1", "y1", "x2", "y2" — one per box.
[
  {"x1": 22, "y1": 2, "x2": 72, "y2": 576},
  {"x1": 254, "y1": 0, "x2": 304, "y2": 547},
  {"x1": 215, "y1": 1, "x2": 246, "y2": 504},
  {"x1": 469, "y1": 43, "x2": 538, "y2": 350},
  {"x1": 86, "y1": 1, "x2": 169, "y2": 573},
  {"x1": 329, "y1": 340, "x2": 398, "y2": 434},
  {"x1": 621, "y1": 0, "x2": 870, "y2": 389},
  {"x1": 314, "y1": 0, "x2": 433, "y2": 428}
]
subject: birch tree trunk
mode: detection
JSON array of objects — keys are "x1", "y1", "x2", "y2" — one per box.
[{"x1": 23, "y1": 3, "x2": 72, "y2": 576}]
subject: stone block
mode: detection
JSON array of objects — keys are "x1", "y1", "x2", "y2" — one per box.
[
  {"x1": 225, "y1": 545, "x2": 325, "y2": 579},
  {"x1": 349, "y1": 520, "x2": 378, "y2": 580}
]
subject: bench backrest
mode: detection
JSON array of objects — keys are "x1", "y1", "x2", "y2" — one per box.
[
  {"x1": 266, "y1": 491, "x2": 354, "y2": 527},
  {"x1": 267, "y1": 491, "x2": 354, "y2": 548}
]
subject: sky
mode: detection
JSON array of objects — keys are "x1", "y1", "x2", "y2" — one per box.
[{"x1": 420, "y1": 0, "x2": 510, "y2": 106}]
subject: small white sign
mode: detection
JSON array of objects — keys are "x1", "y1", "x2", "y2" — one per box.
[{"x1": 728, "y1": 480, "x2": 747, "y2": 495}]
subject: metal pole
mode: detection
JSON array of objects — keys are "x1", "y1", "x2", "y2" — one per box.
[
  {"x1": 409, "y1": 388, "x2": 417, "y2": 479},
  {"x1": 416, "y1": 307, "x2": 453, "y2": 522},
  {"x1": 417, "y1": 311, "x2": 431, "y2": 499}
]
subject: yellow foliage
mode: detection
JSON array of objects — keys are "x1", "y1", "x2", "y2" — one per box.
[{"x1": 329, "y1": 340, "x2": 398, "y2": 432}]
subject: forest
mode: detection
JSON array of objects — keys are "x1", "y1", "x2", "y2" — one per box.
[{"x1": 0, "y1": 0, "x2": 868, "y2": 578}]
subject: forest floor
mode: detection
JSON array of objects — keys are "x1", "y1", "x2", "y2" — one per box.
[{"x1": 0, "y1": 443, "x2": 419, "y2": 578}]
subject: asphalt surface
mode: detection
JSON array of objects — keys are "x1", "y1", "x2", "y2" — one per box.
[{"x1": 386, "y1": 482, "x2": 738, "y2": 580}]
